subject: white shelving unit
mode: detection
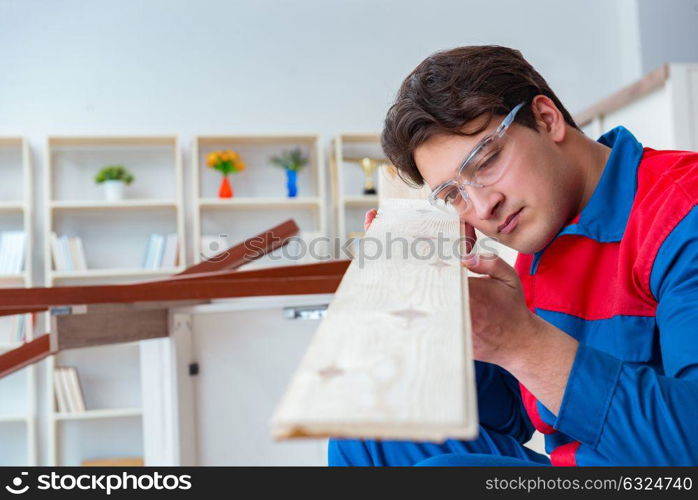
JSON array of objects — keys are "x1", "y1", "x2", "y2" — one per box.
[
  {"x1": 330, "y1": 134, "x2": 389, "y2": 245},
  {"x1": 576, "y1": 63, "x2": 698, "y2": 151},
  {"x1": 0, "y1": 136, "x2": 37, "y2": 466},
  {"x1": 192, "y1": 135, "x2": 327, "y2": 269},
  {"x1": 43, "y1": 136, "x2": 186, "y2": 466}
]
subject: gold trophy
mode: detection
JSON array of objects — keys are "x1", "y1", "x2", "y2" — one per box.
[{"x1": 359, "y1": 157, "x2": 378, "y2": 195}]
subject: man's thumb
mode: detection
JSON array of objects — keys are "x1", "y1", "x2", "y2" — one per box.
[{"x1": 462, "y1": 253, "x2": 519, "y2": 288}]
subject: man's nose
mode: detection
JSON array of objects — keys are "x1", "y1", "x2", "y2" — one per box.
[{"x1": 468, "y1": 187, "x2": 504, "y2": 220}]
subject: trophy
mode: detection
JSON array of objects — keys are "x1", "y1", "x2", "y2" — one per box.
[{"x1": 358, "y1": 157, "x2": 378, "y2": 195}]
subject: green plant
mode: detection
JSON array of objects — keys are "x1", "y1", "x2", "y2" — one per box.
[
  {"x1": 270, "y1": 147, "x2": 309, "y2": 172},
  {"x1": 94, "y1": 165, "x2": 135, "y2": 185}
]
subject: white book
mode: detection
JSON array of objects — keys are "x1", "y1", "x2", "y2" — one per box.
[
  {"x1": 50, "y1": 232, "x2": 62, "y2": 271},
  {"x1": 14, "y1": 314, "x2": 25, "y2": 342},
  {"x1": 161, "y1": 234, "x2": 178, "y2": 268},
  {"x1": 152, "y1": 234, "x2": 164, "y2": 269},
  {"x1": 53, "y1": 368, "x2": 70, "y2": 413},
  {"x1": 74, "y1": 237, "x2": 88, "y2": 270},
  {"x1": 68, "y1": 237, "x2": 82, "y2": 271},
  {"x1": 59, "y1": 367, "x2": 75, "y2": 412},
  {"x1": 60, "y1": 236, "x2": 73, "y2": 271},
  {"x1": 13, "y1": 232, "x2": 26, "y2": 273},
  {"x1": 143, "y1": 234, "x2": 156, "y2": 269},
  {"x1": 66, "y1": 367, "x2": 86, "y2": 412}
]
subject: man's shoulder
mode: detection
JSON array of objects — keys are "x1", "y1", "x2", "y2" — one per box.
[{"x1": 638, "y1": 147, "x2": 698, "y2": 202}]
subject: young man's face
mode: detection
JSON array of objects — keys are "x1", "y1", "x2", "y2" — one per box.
[{"x1": 414, "y1": 102, "x2": 580, "y2": 255}]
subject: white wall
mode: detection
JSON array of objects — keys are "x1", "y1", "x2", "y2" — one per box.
[
  {"x1": 0, "y1": 0, "x2": 646, "y2": 280},
  {"x1": 637, "y1": 0, "x2": 698, "y2": 74}
]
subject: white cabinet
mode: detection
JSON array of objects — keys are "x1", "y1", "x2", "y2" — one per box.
[{"x1": 577, "y1": 63, "x2": 698, "y2": 151}]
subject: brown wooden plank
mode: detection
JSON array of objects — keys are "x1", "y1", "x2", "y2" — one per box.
[
  {"x1": 0, "y1": 275, "x2": 344, "y2": 310},
  {"x1": 0, "y1": 335, "x2": 53, "y2": 379},
  {"x1": 52, "y1": 307, "x2": 169, "y2": 350},
  {"x1": 177, "y1": 219, "x2": 300, "y2": 275},
  {"x1": 0, "y1": 261, "x2": 349, "y2": 316},
  {"x1": 141, "y1": 260, "x2": 350, "y2": 285}
]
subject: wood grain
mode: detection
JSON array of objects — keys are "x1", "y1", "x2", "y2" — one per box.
[{"x1": 271, "y1": 199, "x2": 477, "y2": 442}]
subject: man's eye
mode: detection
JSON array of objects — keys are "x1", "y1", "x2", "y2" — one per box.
[
  {"x1": 477, "y1": 151, "x2": 499, "y2": 171},
  {"x1": 442, "y1": 188, "x2": 461, "y2": 204}
]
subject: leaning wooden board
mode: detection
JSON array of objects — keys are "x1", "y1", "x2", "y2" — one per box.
[{"x1": 271, "y1": 199, "x2": 478, "y2": 442}]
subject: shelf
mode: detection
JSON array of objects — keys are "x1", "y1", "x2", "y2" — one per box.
[
  {"x1": 343, "y1": 195, "x2": 378, "y2": 206},
  {"x1": 51, "y1": 199, "x2": 178, "y2": 210},
  {"x1": 198, "y1": 197, "x2": 322, "y2": 208},
  {"x1": 54, "y1": 408, "x2": 142, "y2": 421},
  {"x1": 0, "y1": 273, "x2": 27, "y2": 282},
  {"x1": 196, "y1": 134, "x2": 318, "y2": 145},
  {"x1": 0, "y1": 201, "x2": 26, "y2": 212},
  {"x1": 50, "y1": 266, "x2": 184, "y2": 280},
  {"x1": 0, "y1": 415, "x2": 28, "y2": 424},
  {"x1": 338, "y1": 133, "x2": 382, "y2": 143},
  {"x1": 48, "y1": 136, "x2": 176, "y2": 147}
]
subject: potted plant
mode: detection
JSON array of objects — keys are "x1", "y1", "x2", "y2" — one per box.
[
  {"x1": 270, "y1": 147, "x2": 308, "y2": 198},
  {"x1": 206, "y1": 150, "x2": 246, "y2": 198},
  {"x1": 94, "y1": 165, "x2": 135, "y2": 201}
]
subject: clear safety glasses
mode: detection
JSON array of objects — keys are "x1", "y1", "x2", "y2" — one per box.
[{"x1": 428, "y1": 101, "x2": 527, "y2": 215}]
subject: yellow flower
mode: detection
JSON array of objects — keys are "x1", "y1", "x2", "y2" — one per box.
[
  {"x1": 235, "y1": 160, "x2": 246, "y2": 172},
  {"x1": 206, "y1": 152, "x2": 218, "y2": 167}
]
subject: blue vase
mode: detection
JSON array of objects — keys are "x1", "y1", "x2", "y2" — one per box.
[{"x1": 286, "y1": 169, "x2": 298, "y2": 198}]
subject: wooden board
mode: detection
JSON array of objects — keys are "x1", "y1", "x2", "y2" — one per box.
[{"x1": 270, "y1": 199, "x2": 478, "y2": 442}]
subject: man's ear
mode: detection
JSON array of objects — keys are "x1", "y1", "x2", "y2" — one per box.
[{"x1": 531, "y1": 94, "x2": 566, "y2": 144}]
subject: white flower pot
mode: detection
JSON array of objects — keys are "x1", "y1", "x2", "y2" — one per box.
[{"x1": 103, "y1": 180, "x2": 125, "y2": 201}]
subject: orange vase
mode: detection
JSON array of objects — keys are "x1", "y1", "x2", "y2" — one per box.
[{"x1": 218, "y1": 176, "x2": 233, "y2": 198}]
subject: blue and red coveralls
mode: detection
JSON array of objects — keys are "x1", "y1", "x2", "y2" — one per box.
[{"x1": 329, "y1": 126, "x2": 698, "y2": 466}]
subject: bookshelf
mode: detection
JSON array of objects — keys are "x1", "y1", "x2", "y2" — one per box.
[
  {"x1": 43, "y1": 136, "x2": 186, "y2": 465},
  {"x1": 330, "y1": 134, "x2": 388, "y2": 247},
  {"x1": 192, "y1": 135, "x2": 327, "y2": 269},
  {"x1": 0, "y1": 137, "x2": 36, "y2": 466}
]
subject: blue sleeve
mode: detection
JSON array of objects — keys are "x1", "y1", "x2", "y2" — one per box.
[
  {"x1": 552, "y1": 205, "x2": 698, "y2": 465},
  {"x1": 475, "y1": 361, "x2": 534, "y2": 444}
]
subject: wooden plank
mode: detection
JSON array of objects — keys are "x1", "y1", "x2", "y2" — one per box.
[
  {"x1": 0, "y1": 260, "x2": 349, "y2": 317},
  {"x1": 271, "y1": 199, "x2": 477, "y2": 442},
  {"x1": 50, "y1": 305, "x2": 170, "y2": 350},
  {"x1": 0, "y1": 274, "x2": 344, "y2": 311},
  {"x1": 0, "y1": 335, "x2": 53, "y2": 379},
  {"x1": 176, "y1": 218, "x2": 299, "y2": 275},
  {"x1": 143, "y1": 260, "x2": 350, "y2": 285}
]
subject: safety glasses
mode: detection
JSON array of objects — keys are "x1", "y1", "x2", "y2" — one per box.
[{"x1": 428, "y1": 101, "x2": 527, "y2": 215}]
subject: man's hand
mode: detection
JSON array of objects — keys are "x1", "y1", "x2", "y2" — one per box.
[
  {"x1": 463, "y1": 254, "x2": 579, "y2": 415},
  {"x1": 462, "y1": 253, "x2": 539, "y2": 368}
]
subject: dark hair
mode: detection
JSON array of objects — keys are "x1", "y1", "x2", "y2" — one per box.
[{"x1": 381, "y1": 45, "x2": 579, "y2": 187}]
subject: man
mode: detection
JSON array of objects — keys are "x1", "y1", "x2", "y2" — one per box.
[{"x1": 329, "y1": 45, "x2": 698, "y2": 466}]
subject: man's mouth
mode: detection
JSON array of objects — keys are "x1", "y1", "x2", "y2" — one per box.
[{"x1": 497, "y1": 208, "x2": 523, "y2": 234}]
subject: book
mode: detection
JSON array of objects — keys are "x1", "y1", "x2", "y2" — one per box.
[
  {"x1": 53, "y1": 368, "x2": 70, "y2": 413},
  {"x1": 160, "y1": 234, "x2": 178, "y2": 268},
  {"x1": 0, "y1": 231, "x2": 25, "y2": 274},
  {"x1": 65, "y1": 367, "x2": 86, "y2": 412},
  {"x1": 143, "y1": 233, "x2": 173, "y2": 269},
  {"x1": 74, "y1": 237, "x2": 88, "y2": 270},
  {"x1": 50, "y1": 234, "x2": 88, "y2": 272},
  {"x1": 54, "y1": 366, "x2": 86, "y2": 413}
]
